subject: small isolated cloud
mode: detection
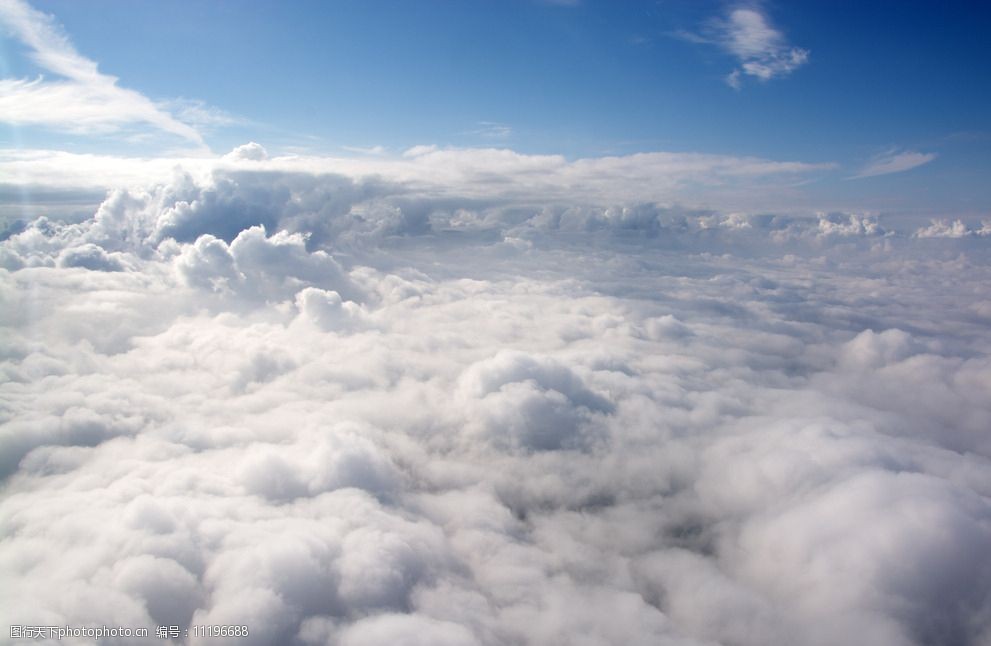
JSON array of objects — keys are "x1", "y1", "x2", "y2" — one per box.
[
  {"x1": 680, "y1": 5, "x2": 809, "y2": 88},
  {"x1": 223, "y1": 142, "x2": 269, "y2": 162},
  {"x1": 342, "y1": 145, "x2": 389, "y2": 156},
  {"x1": 466, "y1": 121, "x2": 513, "y2": 140},
  {"x1": 158, "y1": 98, "x2": 247, "y2": 132},
  {"x1": 0, "y1": 0, "x2": 209, "y2": 147},
  {"x1": 851, "y1": 149, "x2": 937, "y2": 179}
]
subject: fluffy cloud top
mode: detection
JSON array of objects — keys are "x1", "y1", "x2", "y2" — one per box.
[
  {"x1": 1, "y1": 151, "x2": 990, "y2": 646},
  {"x1": 914, "y1": 218, "x2": 991, "y2": 239}
]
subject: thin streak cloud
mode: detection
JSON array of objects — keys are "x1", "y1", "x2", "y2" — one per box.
[
  {"x1": 850, "y1": 150, "x2": 937, "y2": 179},
  {"x1": 0, "y1": 0, "x2": 207, "y2": 147}
]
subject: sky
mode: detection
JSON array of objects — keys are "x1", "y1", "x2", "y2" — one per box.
[
  {"x1": 1, "y1": 0, "x2": 990, "y2": 221},
  {"x1": 2, "y1": 3, "x2": 991, "y2": 646}
]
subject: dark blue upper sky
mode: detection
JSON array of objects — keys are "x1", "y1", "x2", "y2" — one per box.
[{"x1": 1, "y1": 0, "x2": 990, "y2": 217}]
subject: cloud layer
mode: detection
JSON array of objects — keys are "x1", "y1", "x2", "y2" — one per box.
[
  {"x1": 0, "y1": 143, "x2": 839, "y2": 226},
  {"x1": 1, "y1": 153, "x2": 990, "y2": 646}
]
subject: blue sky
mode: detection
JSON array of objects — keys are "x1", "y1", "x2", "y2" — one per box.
[{"x1": 1, "y1": 0, "x2": 990, "y2": 218}]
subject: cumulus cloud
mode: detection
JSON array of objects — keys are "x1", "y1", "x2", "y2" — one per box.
[
  {"x1": 2, "y1": 146, "x2": 991, "y2": 646},
  {"x1": 56, "y1": 242, "x2": 127, "y2": 271},
  {"x1": 458, "y1": 351, "x2": 614, "y2": 452},
  {"x1": 914, "y1": 218, "x2": 991, "y2": 238},
  {"x1": 816, "y1": 212, "x2": 886, "y2": 237},
  {"x1": 224, "y1": 142, "x2": 270, "y2": 162},
  {"x1": 173, "y1": 225, "x2": 362, "y2": 304}
]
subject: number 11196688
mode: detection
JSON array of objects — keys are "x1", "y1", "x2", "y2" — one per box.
[{"x1": 190, "y1": 625, "x2": 249, "y2": 638}]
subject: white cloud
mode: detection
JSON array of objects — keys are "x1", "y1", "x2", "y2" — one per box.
[
  {"x1": 725, "y1": 69, "x2": 742, "y2": 90},
  {"x1": 0, "y1": 0, "x2": 207, "y2": 147},
  {"x1": 914, "y1": 218, "x2": 991, "y2": 238},
  {"x1": 466, "y1": 122, "x2": 513, "y2": 140},
  {"x1": 816, "y1": 212, "x2": 886, "y2": 237},
  {"x1": 681, "y1": 5, "x2": 809, "y2": 87},
  {"x1": 851, "y1": 150, "x2": 937, "y2": 179},
  {"x1": 223, "y1": 142, "x2": 270, "y2": 162},
  {"x1": 56, "y1": 242, "x2": 127, "y2": 271},
  {"x1": 160, "y1": 98, "x2": 248, "y2": 132},
  {"x1": 342, "y1": 145, "x2": 389, "y2": 157},
  {"x1": 0, "y1": 144, "x2": 836, "y2": 220},
  {"x1": 2, "y1": 145, "x2": 991, "y2": 646}
]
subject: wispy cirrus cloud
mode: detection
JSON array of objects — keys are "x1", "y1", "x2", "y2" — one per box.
[
  {"x1": 341, "y1": 145, "x2": 389, "y2": 156},
  {"x1": 158, "y1": 98, "x2": 248, "y2": 132},
  {"x1": 0, "y1": 0, "x2": 207, "y2": 148},
  {"x1": 465, "y1": 121, "x2": 513, "y2": 140},
  {"x1": 850, "y1": 149, "x2": 937, "y2": 179},
  {"x1": 679, "y1": 5, "x2": 809, "y2": 89}
]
